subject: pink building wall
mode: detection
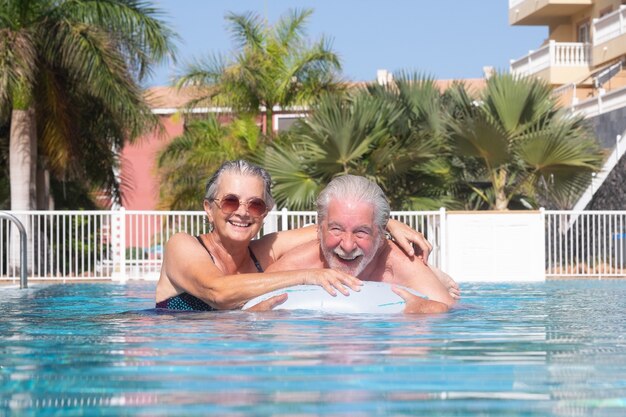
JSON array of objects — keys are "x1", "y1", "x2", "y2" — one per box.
[{"x1": 120, "y1": 114, "x2": 184, "y2": 210}]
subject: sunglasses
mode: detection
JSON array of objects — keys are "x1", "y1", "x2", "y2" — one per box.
[{"x1": 212, "y1": 194, "x2": 268, "y2": 217}]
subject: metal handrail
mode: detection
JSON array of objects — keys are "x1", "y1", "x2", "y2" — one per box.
[{"x1": 0, "y1": 211, "x2": 28, "y2": 288}]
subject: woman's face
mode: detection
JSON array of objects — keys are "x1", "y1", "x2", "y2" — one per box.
[{"x1": 205, "y1": 172, "x2": 268, "y2": 243}]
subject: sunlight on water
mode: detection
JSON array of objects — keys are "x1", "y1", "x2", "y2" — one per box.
[{"x1": 1, "y1": 281, "x2": 626, "y2": 416}]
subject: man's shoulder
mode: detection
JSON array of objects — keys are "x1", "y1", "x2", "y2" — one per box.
[
  {"x1": 266, "y1": 240, "x2": 322, "y2": 272},
  {"x1": 281, "y1": 240, "x2": 320, "y2": 259}
]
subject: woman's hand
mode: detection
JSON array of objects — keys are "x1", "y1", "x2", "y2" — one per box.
[
  {"x1": 245, "y1": 269, "x2": 362, "y2": 311},
  {"x1": 386, "y1": 219, "x2": 432, "y2": 262},
  {"x1": 302, "y1": 269, "x2": 363, "y2": 296}
]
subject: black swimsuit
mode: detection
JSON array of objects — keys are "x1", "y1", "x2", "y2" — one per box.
[{"x1": 156, "y1": 236, "x2": 264, "y2": 311}]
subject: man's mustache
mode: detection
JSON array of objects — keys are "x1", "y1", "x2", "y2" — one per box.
[{"x1": 333, "y1": 246, "x2": 364, "y2": 260}]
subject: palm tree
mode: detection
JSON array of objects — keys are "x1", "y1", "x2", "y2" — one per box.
[
  {"x1": 175, "y1": 8, "x2": 343, "y2": 135},
  {"x1": 0, "y1": 0, "x2": 175, "y2": 212},
  {"x1": 0, "y1": 121, "x2": 9, "y2": 209},
  {"x1": 366, "y1": 72, "x2": 461, "y2": 209},
  {"x1": 262, "y1": 91, "x2": 391, "y2": 209},
  {"x1": 446, "y1": 73, "x2": 603, "y2": 210},
  {"x1": 262, "y1": 85, "x2": 452, "y2": 210},
  {"x1": 157, "y1": 115, "x2": 263, "y2": 210}
]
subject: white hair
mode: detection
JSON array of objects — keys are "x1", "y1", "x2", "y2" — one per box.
[
  {"x1": 316, "y1": 175, "x2": 390, "y2": 233},
  {"x1": 204, "y1": 160, "x2": 274, "y2": 209}
]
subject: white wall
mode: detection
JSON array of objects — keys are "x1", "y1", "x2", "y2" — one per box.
[{"x1": 443, "y1": 211, "x2": 545, "y2": 282}]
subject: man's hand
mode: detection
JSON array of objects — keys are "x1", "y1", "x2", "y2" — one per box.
[
  {"x1": 245, "y1": 293, "x2": 288, "y2": 312},
  {"x1": 302, "y1": 269, "x2": 363, "y2": 296},
  {"x1": 392, "y1": 286, "x2": 449, "y2": 314},
  {"x1": 386, "y1": 219, "x2": 432, "y2": 263}
]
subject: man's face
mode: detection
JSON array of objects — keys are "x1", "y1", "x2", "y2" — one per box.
[{"x1": 319, "y1": 198, "x2": 384, "y2": 277}]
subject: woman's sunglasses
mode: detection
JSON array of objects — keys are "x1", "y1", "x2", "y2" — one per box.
[{"x1": 212, "y1": 194, "x2": 268, "y2": 217}]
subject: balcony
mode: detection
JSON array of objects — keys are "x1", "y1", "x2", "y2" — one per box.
[
  {"x1": 509, "y1": 0, "x2": 592, "y2": 26},
  {"x1": 571, "y1": 84, "x2": 626, "y2": 118},
  {"x1": 592, "y1": 6, "x2": 626, "y2": 65},
  {"x1": 510, "y1": 40, "x2": 591, "y2": 84}
]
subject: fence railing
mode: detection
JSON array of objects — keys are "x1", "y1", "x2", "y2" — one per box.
[
  {"x1": 0, "y1": 208, "x2": 442, "y2": 282},
  {"x1": 2, "y1": 209, "x2": 625, "y2": 282},
  {"x1": 545, "y1": 211, "x2": 626, "y2": 278}
]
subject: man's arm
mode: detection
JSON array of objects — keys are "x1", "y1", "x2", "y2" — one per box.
[
  {"x1": 387, "y1": 244, "x2": 455, "y2": 308},
  {"x1": 392, "y1": 286, "x2": 449, "y2": 314},
  {"x1": 430, "y1": 265, "x2": 461, "y2": 300}
]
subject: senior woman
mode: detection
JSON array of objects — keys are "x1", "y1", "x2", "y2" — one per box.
[{"x1": 155, "y1": 160, "x2": 433, "y2": 311}]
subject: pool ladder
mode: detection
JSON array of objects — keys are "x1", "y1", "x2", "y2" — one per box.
[{"x1": 0, "y1": 211, "x2": 28, "y2": 289}]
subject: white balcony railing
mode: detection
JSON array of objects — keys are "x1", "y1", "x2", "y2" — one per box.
[
  {"x1": 593, "y1": 5, "x2": 626, "y2": 45},
  {"x1": 509, "y1": 0, "x2": 525, "y2": 8},
  {"x1": 571, "y1": 84, "x2": 626, "y2": 117},
  {"x1": 510, "y1": 41, "x2": 591, "y2": 77}
]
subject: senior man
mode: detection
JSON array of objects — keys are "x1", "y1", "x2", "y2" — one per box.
[{"x1": 261, "y1": 175, "x2": 457, "y2": 314}]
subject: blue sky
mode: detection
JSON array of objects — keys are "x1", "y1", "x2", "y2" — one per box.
[{"x1": 146, "y1": 0, "x2": 547, "y2": 87}]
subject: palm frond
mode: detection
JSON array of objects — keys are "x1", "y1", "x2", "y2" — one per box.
[
  {"x1": 450, "y1": 112, "x2": 512, "y2": 168},
  {"x1": 262, "y1": 144, "x2": 320, "y2": 210},
  {"x1": 275, "y1": 8, "x2": 312, "y2": 48},
  {"x1": 225, "y1": 11, "x2": 265, "y2": 51}
]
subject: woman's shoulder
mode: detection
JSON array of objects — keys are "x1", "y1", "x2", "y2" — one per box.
[
  {"x1": 165, "y1": 232, "x2": 203, "y2": 253},
  {"x1": 166, "y1": 232, "x2": 197, "y2": 243}
]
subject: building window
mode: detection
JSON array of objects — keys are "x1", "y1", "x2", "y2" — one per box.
[
  {"x1": 577, "y1": 20, "x2": 590, "y2": 43},
  {"x1": 273, "y1": 113, "x2": 308, "y2": 133}
]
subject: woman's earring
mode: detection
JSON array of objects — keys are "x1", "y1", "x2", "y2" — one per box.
[{"x1": 203, "y1": 216, "x2": 214, "y2": 233}]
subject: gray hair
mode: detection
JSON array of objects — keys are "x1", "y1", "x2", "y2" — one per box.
[
  {"x1": 316, "y1": 175, "x2": 390, "y2": 232},
  {"x1": 204, "y1": 160, "x2": 274, "y2": 209}
]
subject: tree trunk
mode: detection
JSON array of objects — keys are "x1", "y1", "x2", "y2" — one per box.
[
  {"x1": 30, "y1": 117, "x2": 38, "y2": 210},
  {"x1": 494, "y1": 168, "x2": 509, "y2": 211},
  {"x1": 36, "y1": 164, "x2": 53, "y2": 210},
  {"x1": 9, "y1": 108, "x2": 36, "y2": 273},
  {"x1": 10, "y1": 108, "x2": 35, "y2": 211},
  {"x1": 266, "y1": 108, "x2": 273, "y2": 137}
]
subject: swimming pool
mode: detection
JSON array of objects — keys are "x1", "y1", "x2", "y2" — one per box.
[{"x1": 1, "y1": 280, "x2": 625, "y2": 416}]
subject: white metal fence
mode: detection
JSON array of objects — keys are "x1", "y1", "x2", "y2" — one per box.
[
  {"x1": 0, "y1": 208, "x2": 442, "y2": 282},
  {"x1": 545, "y1": 211, "x2": 626, "y2": 278},
  {"x1": 2, "y1": 209, "x2": 625, "y2": 282}
]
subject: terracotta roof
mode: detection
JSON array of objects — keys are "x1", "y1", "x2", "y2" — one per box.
[
  {"x1": 435, "y1": 78, "x2": 486, "y2": 93},
  {"x1": 143, "y1": 86, "x2": 211, "y2": 109}
]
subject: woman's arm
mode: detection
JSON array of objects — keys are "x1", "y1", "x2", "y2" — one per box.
[
  {"x1": 159, "y1": 233, "x2": 362, "y2": 310},
  {"x1": 385, "y1": 219, "x2": 432, "y2": 262},
  {"x1": 257, "y1": 219, "x2": 433, "y2": 262}
]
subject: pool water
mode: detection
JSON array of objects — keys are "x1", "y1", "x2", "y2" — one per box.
[{"x1": 1, "y1": 280, "x2": 625, "y2": 416}]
